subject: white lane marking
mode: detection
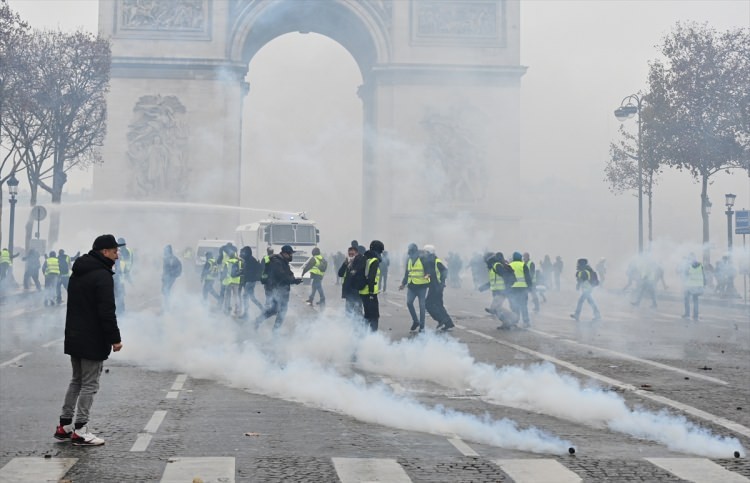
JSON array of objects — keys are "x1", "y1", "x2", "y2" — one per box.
[
  {"x1": 41, "y1": 338, "x2": 64, "y2": 348},
  {"x1": 160, "y1": 457, "x2": 235, "y2": 483},
  {"x1": 166, "y1": 391, "x2": 179, "y2": 399},
  {"x1": 387, "y1": 299, "x2": 401, "y2": 307},
  {"x1": 495, "y1": 459, "x2": 582, "y2": 482},
  {"x1": 527, "y1": 328, "x2": 728, "y2": 385},
  {"x1": 0, "y1": 352, "x2": 32, "y2": 368},
  {"x1": 460, "y1": 323, "x2": 750, "y2": 439},
  {"x1": 129, "y1": 433, "x2": 152, "y2": 452},
  {"x1": 380, "y1": 376, "x2": 406, "y2": 395},
  {"x1": 144, "y1": 410, "x2": 167, "y2": 433},
  {"x1": 646, "y1": 458, "x2": 750, "y2": 483},
  {"x1": 332, "y1": 457, "x2": 412, "y2": 483},
  {"x1": 170, "y1": 381, "x2": 184, "y2": 391},
  {"x1": 174, "y1": 374, "x2": 187, "y2": 383},
  {"x1": 448, "y1": 437, "x2": 479, "y2": 457},
  {"x1": 0, "y1": 457, "x2": 77, "y2": 482}
]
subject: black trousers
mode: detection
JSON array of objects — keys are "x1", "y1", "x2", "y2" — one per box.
[
  {"x1": 425, "y1": 284, "x2": 453, "y2": 327},
  {"x1": 361, "y1": 294, "x2": 379, "y2": 332}
]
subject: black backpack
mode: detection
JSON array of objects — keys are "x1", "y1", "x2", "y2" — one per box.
[
  {"x1": 589, "y1": 268, "x2": 600, "y2": 287},
  {"x1": 230, "y1": 259, "x2": 241, "y2": 278}
]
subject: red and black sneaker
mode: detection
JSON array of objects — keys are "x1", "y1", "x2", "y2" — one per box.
[{"x1": 54, "y1": 423, "x2": 75, "y2": 441}]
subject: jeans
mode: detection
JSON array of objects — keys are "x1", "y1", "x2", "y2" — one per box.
[
  {"x1": 344, "y1": 292, "x2": 363, "y2": 319},
  {"x1": 60, "y1": 357, "x2": 104, "y2": 425},
  {"x1": 242, "y1": 281, "x2": 264, "y2": 313},
  {"x1": 683, "y1": 290, "x2": 700, "y2": 319},
  {"x1": 256, "y1": 288, "x2": 290, "y2": 329},
  {"x1": 406, "y1": 285, "x2": 428, "y2": 329},
  {"x1": 510, "y1": 287, "x2": 530, "y2": 324},
  {"x1": 308, "y1": 276, "x2": 325, "y2": 304},
  {"x1": 574, "y1": 289, "x2": 600, "y2": 319},
  {"x1": 44, "y1": 273, "x2": 59, "y2": 303},
  {"x1": 223, "y1": 284, "x2": 241, "y2": 316}
]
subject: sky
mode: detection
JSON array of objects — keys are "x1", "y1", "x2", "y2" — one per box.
[{"x1": 6, "y1": 0, "x2": 750, "y2": 275}]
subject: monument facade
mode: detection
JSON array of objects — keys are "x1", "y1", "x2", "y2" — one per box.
[{"x1": 96, "y1": 0, "x2": 525, "y2": 248}]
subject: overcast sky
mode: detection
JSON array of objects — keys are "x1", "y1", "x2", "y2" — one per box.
[{"x1": 7, "y1": 0, "x2": 750, "y2": 269}]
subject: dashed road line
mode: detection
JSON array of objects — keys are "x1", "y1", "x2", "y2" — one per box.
[
  {"x1": 447, "y1": 437, "x2": 479, "y2": 457},
  {"x1": 0, "y1": 352, "x2": 32, "y2": 368},
  {"x1": 130, "y1": 410, "x2": 168, "y2": 452},
  {"x1": 41, "y1": 337, "x2": 64, "y2": 348}
]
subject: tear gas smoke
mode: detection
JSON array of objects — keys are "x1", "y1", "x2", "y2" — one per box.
[{"x1": 115, "y1": 294, "x2": 744, "y2": 458}]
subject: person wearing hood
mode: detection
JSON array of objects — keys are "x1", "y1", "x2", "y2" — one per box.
[
  {"x1": 53, "y1": 234, "x2": 124, "y2": 446},
  {"x1": 240, "y1": 245, "x2": 263, "y2": 317},
  {"x1": 162, "y1": 244, "x2": 182, "y2": 310},
  {"x1": 509, "y1": 251, "x2": 532, "y2": 327},
  {"x1": 399, "y1": 243, "x2": 430, "y2": 332},
  {"x1": 360, "y1": 240, "x2": 384, "y2": 332},
  {"x1": 570, "y1": 258, "x2": 601, "y2": 322},
  {"x1": 255, "y1": 244, "x2": 302, "y2": 330},
  {"x1": 422, "y1": 244, "x2": 455, "y2": 331},
  {"x1": 681, "y1": 253, "x2": 706, "y2": 320}
]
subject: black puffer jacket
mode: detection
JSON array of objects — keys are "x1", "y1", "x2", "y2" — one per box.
[{"x1": 64, "y1": 250, "x2": 121, "y2": 361}]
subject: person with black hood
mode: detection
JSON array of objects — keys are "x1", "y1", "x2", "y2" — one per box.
[
  {"x1": 162, "y1": 244, "x2": 182, "y2": 310},
  {"x1": 239, "y1": 245, "x2": 263, "y2": 317},
  {"x1": 422, "y1": 244, "x2": 455, "y2": 331},
  {"x1": 53, "y1": 234, "x2": 124, "y2": 446},
  {"x1": 255, "y1": 244, "x2": 302, "y2": 330},
  {"x1": 399, "y1": 243, "x2": 430, "y2": 332},
  {"x1": 360, "y1": 240, "x2": 384, "y2": 331}
]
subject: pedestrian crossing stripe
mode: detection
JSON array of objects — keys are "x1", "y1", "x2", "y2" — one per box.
[
  {"x1": 646, "y1": 457, "x2": 750, "y2": 483},
  {"x1": 496, "y1": 458, "x2": 582, "y2": 482},
  {"x1": 160, "y1": 456, "x2": 235, "y2": 483},
  {"x1": 2, "y1": 456, "x2": 748, "y2": 482},
  {"x1": 332, "y1": 457, "x2": 412, "y2": 483},
  {"x1": 0, "y1": 457, "x2": 77, "y2": 481}
]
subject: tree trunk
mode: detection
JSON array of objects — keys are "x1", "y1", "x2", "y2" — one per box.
[
  {"x1": 701, "y1": 173, "x2": 710, "y2": 266},
  {"x1": 47, "y1": 145, "x2": 66, "y2": 248}
]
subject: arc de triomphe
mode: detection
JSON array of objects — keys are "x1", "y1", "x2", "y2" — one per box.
[{"x1": 95, "y1": 0, "x2": 525, "y2": 249}]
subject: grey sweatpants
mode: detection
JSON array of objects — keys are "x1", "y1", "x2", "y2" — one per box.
[{"x1": 60, "y1": 356, "x2": 104, "y2": 425}]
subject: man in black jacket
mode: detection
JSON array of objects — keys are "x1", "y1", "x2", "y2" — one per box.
[
  {"x1": 360, "y1": 240, "x2": 384, "y2": 332},
  {"x1": 54, "y1": 234, "x2": 124, "y2": 446},
  {"x1": 255, "y1": 244, "x2": 302, "y2": 329},
  {"x1": 240, "y1": 245, "x2": 263, "y2": 317}
]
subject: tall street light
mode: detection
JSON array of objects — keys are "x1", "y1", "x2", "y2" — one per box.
[
  {"x1": 614, "y1": 94, "x2": 645, "y2": 253},
  {"x1": 6, "y1": 174, "x2": 19, "y2": 258},
  {"x1": 725, "y1": 193, "x2": 736, "y2": 252}
]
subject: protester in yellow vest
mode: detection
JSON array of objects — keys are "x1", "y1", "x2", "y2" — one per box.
[
  {"x1": 360, "y1": 240, "x2": 384, "y2": 332},
  {"x1": 681, "y1": 253, "x2": 705, "y2": 321},
  {"x1": 43, "y1": 250, "x2": 61, "y2": 306},
  {"x1": 509, "y1": 252, "x2": 532, "y2": 327},
  {"x1": 302, "y1": 247, "x2": 327, "y2": 308},
  {"x1": 399, "y1": 243, "x2": 430, "y2": 332}
]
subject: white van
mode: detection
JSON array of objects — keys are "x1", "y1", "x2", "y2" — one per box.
[{"x1": 194, "y1": 239, "x2": 235, "y2": 270}]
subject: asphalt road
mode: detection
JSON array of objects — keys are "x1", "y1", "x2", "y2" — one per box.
[{"x1": 1, "y1": 277, "x2": 749, "y2": 482}]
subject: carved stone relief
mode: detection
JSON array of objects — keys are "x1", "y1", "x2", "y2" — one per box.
[
  {"x1": 421, "y1": 107, "x2": 488, "y2": 205},
  {"x1": 126, "y1": 95, "x2": 190, "y2": 199},
  {"x1": 412, "y1": 0, "x2": 502, "y2": 43},
  {"x1": 116, "y1": 0, "x2": 210, "y2": 38}
]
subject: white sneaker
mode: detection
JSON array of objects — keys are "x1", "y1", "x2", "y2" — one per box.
[{"x1": 71, "y1": 426, "x2": 105, "y2": 446}]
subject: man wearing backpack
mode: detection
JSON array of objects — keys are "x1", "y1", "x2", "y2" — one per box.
[
  {"x1": 302, "y1": 247, "x2": 327, "y2": 308},
  {"x1": 570, "y1": 258, "x2": 601, "y2": 322}
]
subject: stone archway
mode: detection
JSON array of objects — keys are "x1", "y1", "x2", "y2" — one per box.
[{"x1": 95, "y1": 0, "x2": 525, "y2": 250}]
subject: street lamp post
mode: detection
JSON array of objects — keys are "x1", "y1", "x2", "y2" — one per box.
[
  {"x1": 725, "y1": 193, "x2": 736, "y2": 252},
  {"x1": 614, "y1": 94, "x2": 645, "y2": 253},
  {"x1": 6, "y1": 174, "x2": 19, "y2": 258}
]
